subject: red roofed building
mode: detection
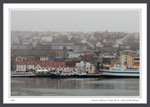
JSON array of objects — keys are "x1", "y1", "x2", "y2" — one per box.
[
  {"x1": 16, "y1": 61, "x2": 66, "y2": 71},
  {"x1": 83, "y1": 54, "x2": 94, "y2": 60}
]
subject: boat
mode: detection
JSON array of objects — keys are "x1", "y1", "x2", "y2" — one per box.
[
  {"x1": 99, "y1": 65, "x2": 139, "y2": 77},
  {"x1": 36, "y1": 69, "x2": 49, "y2": 73},
  {"x1": 50, "y1": 70, "x2": 76, "y2": 78},
  {"x1": 76, "y1": 72, "x2": 87, "y2": 78}
]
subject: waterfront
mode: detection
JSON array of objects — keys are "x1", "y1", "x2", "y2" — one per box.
[{"x1": 11, "y1": 78, "x2": 139, "y2": 96}]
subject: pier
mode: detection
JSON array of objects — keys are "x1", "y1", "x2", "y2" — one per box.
[{"x1": 11, "y1": 73, "x2": 102, "y2": 78}]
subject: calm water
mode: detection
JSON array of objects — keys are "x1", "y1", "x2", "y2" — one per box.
[{"x1": 11, "y1": 77, "x2": 139, "y2": 96}]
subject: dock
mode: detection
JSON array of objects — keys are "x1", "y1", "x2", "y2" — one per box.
[
  {"x1": 86, "y1": 74, "x2": 102, "y2": 77},
  {"x1": 11, "y1": 74, "x2": 36, "y2": 77},
  {"x1": 11, "y1": 73, "x2": 102, "y2": 78}
]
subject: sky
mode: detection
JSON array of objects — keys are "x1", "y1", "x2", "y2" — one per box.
[{"x1": 11, "y1": 10, "x2": 140, "y2": 32}]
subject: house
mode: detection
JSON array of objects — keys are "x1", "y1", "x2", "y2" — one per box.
[
  {"x1": 96, "y1": 42, "x2": 103, "y2": 48},
  {"x1": 66, "y1": 60, "x2": 80, "y2": 67},
  {"x1": 16, "y1": 56, "x2": 27, "y2": 62},
  {"x1": 75, "y1": 61, "x2": 95, "y2": 74},
  {"x1": 52, "y1": 45, "x2": 64, "y2": 50},
  {"x1": 40, "y1": 56, "x2": 48, "y2": 61},
  {"x1": 16, "y1": 62, "x2": 27, "y2": 71},
  {"x1": 66, "y1": 45, "x2": 87, "y2": 51},
  {"x1": 116, "y1": 39, "x2": 123, "y2": 45},
  {"x1": 103, "y1": 39, "x2": 116, "y2": 44},
  {"x1": 83, "y1": 54, "x2": 94, "y2": 60},
  {"x1": 16, "y1": 61, "x2": 36, "y2": 71},
  {"x1": 85, "y1": 63, "x2": 95, "y2": 74},
  {"x1": 112, "y1": 44, "x2": 119, "y2": 48},
  {"x1": 34, "y1": 62, "x2": 66, "y2": 71},
  {"x1": 12, "y1": 44, "x2": 29, "y2": 49},
  {"x1": 68, "y1": 52, "x2": 84, "y2": 59},
  {"x1": 40, "y1": 36, "x2": 53, "y2": 43},
  {"x1": 16, "y1": 61, "x2": 66, "y2": 72},
  {"x1": 55, "y1": 52, "x2": 68, "y2": 59}
]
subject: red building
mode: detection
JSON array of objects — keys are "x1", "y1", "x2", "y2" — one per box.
[{"x1": 83, "y1": 54, "x2": 94, "y2": 60}]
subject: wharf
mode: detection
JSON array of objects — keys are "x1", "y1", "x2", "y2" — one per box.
[
  {"x1": 11, "y1": 74, "x2": 36, "y2": 77},
  {"x1": 86, "y1": 73, "x2": 102, "y2": 77},
  {"x1": 11, "y1": 74, "x2": 51, "y2": 77},
  {"x1": 11, "y1": 73, "x2": 102, "y2": 78}
]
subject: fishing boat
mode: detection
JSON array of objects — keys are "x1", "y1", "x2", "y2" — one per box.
[
  {"x1": 50, "y1": 70, "x2": 76, "y2": 78},
  {"x1": 76, "y1": 72, "x2": 87, "y2": 78},
  {"x1": 99, "y1": 65, "x2": 139, "y2": 77}
]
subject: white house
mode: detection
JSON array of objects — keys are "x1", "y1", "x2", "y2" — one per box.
[
  {"x1": 96, "y1": 42, "x2": 103, "y2": 48},
  {"x1": 26, "y1": 65, "x2": 35, "y2": 70},
  {"x1": 16, "y1": 61, "x2": 66, "y2": 72},
  {"x1": 84, "y1": 62, "x2": 95, "y2": 74},
  {"x1": 76, "y1": 61, "x2": 95, "y2": 74},
  {"x1": 34, "y1": 64, "x2": 43, "y2": 71},
  {"x1": 16, "y1": 64, "x2": 26, "y2": 72}
]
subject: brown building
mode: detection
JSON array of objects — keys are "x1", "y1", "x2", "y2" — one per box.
[{"x1": 120, "y1": 55, "x2": 139, "y2": 66}]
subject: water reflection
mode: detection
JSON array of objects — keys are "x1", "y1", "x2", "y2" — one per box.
[{"x1": 11, "y1": 78, "x2": 139, "y2": 96}]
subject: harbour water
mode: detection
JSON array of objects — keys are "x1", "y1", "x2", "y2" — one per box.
[{"x1": 11, "y1": 78, "x2": 139, "y2": 96}]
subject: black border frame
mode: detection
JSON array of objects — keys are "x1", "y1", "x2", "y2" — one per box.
[{"x1": 0, "y1": 0, "x2": 149, "y2": 106}]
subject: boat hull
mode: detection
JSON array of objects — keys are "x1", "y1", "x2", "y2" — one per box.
[
  {"x1": 76, "y1": 74, "x2": 87, "y2": 78},
  {"x1": 50, "y1": 72, "x2": 76, "y2": 78},
  {"x1": 50, "y1": 72, "x2": 88, "y2": 78},
  {"x1": 100, "y1": 69, "x2": 139, "y2": 78}
]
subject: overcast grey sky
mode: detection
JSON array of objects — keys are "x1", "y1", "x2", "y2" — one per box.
[{"x1": 11, "y1": 10, "x2": 140, "y2": 32}]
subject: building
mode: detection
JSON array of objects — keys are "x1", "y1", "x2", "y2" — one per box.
[
  {"x1": 68, "y1": 52, "x2": 84, "y2": 59},
  {"x1": 103, "y1": 39, "x2": 116, "y2": 44},
  {"x1": 112, "y1": 43, "x2": 119, "y2": 48},
  {"x1": 76, "y1": 61, "x2": 95, "y2": 74},
  {"x1": 40, "y1": 56, "x2": 49, "y2": 61},
  {"x1": 15, "y1": 56, "x2": 27, "y2": 62},
  {"x1": 116, "y1": 39, "x2": 123, "y2": 45},
  {"x1": 96, "y1": 42, "x2": 103, "y2": 48},
  {"x1": 16, "y1": 61, "x2": 66, "y2": 72},
  {"x1": 12, "y1": 44, "x2": 30, "y2": 49},
  {"x1": 83, "y1": 53, "x2": 94, "y2": 60},
  {"x1": 26, "y1": 56, "x2": 36, "y2": 61},
  {"x1": 11, "y1": 57, "x2": 16, "y2": 70},
  {"x1": 120, "y1": 55, "x2": 139, "y2": 66},
  {"x1": 11, "y1": 49, "x2": 56, "y2": 57},
  {"x1": 120, "y1": 55, "x2": 133, "y2": 66},
  {"x1": 132, "y1": 57, "x2": 140, "y2": 66},
  {"x1": 102, "y1": 53, "x2": 115, "y2": 59},
  {"x1": 52, "y1": 45, "x2": 64, "y2": 50},
  {"x1": 48, "y1": 57, "x2": 54, "y2": 61},
  {"x1": 40, "y1": 36, "x2": 53, "y2": 43},
  {"x1": 66, "y1": 45, "x2": 88, "y2": 51},
  {"x1": 55, "y1": 52, "x2": 68, "y2": 59},
  {"x1": 66, "y1": 60, "x2": 80, "y2": 67}
]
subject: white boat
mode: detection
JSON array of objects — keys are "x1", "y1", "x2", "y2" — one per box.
[
  {"x1": 50, "y1": 69, "x2": 76, "y2": 78},
  {"x1": 36, "y1": 69, "x2": 49, "y2": 73},
  {"x1": 100, "y1": 65, "x2": 139, "y2": 77}
]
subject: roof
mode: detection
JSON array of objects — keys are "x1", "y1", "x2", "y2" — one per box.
[{"x1": 84, "y1": 54, "x2": 94, "y2": 59}]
